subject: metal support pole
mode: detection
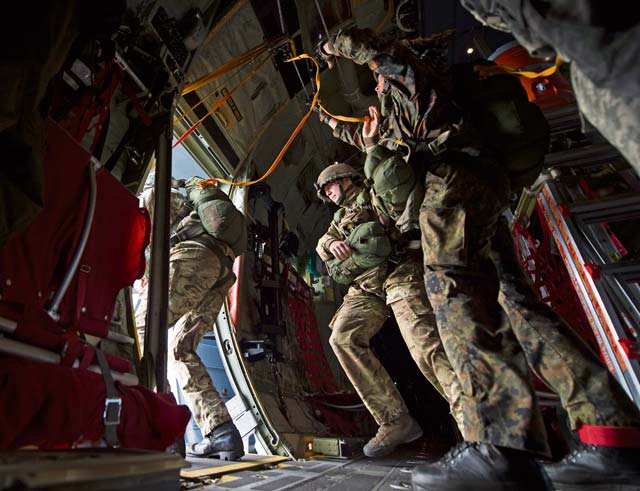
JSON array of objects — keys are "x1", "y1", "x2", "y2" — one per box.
[{"x1": 142, "y1": 107, "x2": 174, "y2": 392}]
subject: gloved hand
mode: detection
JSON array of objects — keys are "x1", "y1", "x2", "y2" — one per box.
[
  {"x1": 318, "y1": 110, "x2": 333, "y2": 125},
  {"x1": 317, "y1": 40, "x2": 336, "y2": 69}
]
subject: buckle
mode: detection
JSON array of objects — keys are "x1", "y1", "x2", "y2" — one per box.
[
  {"x1": 427, "y1": 139, "x2": 446, "y2": 156},
  {"x1": 103, "y1": 397, "x2": 122, "y2": 426}
]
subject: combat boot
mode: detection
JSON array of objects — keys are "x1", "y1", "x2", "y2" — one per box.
[
  {"x1": 411, "y1": 442, "x2": 553, "y2": 491},
  {"x1": 188, "y1": 421, "x2": 244, "y2": 461},
  {"x1": 363, "y1": 413, "x2": 423, "y2": 457},
  {"x1": 543, "y1": 443, "x2": 640, "y2": 491}
]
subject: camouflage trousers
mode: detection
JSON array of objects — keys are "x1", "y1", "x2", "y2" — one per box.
[
  {"x1": 420, "y1": 157, "x2": 550, "y2": 456},
  {"x1": 329, "y1": 257, "x2": 462, "y2": 427},
  {"x1": 385, "y1": 255, "x2": 464, "y2": 429},
  {"x1": 137, "y1": 241, "x2": 235, "y2": 436},
  {"x1": 492, "y1": 218, "x2": 640, "y2": 429}
]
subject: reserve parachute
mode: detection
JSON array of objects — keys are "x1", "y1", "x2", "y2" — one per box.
[{"x1": 325, "y1": 221, "x2": 391, "y2": 284}]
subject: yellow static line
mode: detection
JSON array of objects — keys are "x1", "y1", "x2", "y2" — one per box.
[{"x1": 180, "y1": 455, "x2": 289, "y2": 479}]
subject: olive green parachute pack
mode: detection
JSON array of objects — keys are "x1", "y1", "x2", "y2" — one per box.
[
  {"x1": 325, "y1": 221, "x2": 392, "y2": 284},
  {"x1": 450, "y1": 60, "x2": 550, "y2": 190},
  {"x1": 364, "y1": 145, "x2": 416, "y2": 226},
  {"x1": 185, "y1": 178, "x2": 247, "y2": 257}
]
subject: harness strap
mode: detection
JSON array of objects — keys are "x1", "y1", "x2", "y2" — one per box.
[{"x1": 93, "y1": 347, "x2": 122, "y2": 448}]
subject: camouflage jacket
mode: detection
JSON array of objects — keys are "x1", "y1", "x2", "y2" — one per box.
[
  {"x1": 316, "y1": 188, "x2": 389, "y2": 294},
  {"x1": 139, "y1": 185, "x2": 234, "y2": 277},
  {"x1": 330, "y1": 27, "x2": 460, "y2": 152},
  {"x1": 316, "y1": 188, "x2": 378, "y2": 261}
]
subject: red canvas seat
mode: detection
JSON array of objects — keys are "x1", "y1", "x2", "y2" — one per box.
[
  {"x1": 0, "y1": 354, "x2": 190, "y2": 451},
  {"x1": 0, "y1": 119, "x2": 189, "y2": 450}
]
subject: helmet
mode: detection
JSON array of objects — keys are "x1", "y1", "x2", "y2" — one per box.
[{"x1": 315, "y1": 162, "x2": 361, "y2": 203}]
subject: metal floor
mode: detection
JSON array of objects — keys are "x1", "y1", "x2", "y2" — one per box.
[{"x1": 180, "y1": 442, "x2": 449, "y2": 491}]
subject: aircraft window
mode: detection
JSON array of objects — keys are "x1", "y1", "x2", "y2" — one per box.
[{"x1": 172, "y1": 141, "x2": 208, "y2": 180}]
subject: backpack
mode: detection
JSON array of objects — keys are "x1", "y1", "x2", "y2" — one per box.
[
  {"x1": 450, "y1": 60, "x2": 550, "y2": 190},
  {"x1": 364, "y1": 145, "x2": 416, "y2": 226},
  {"x1": 325, "y1": 221, "x2": 392, "y2": 284},
  {"x1": 186, "y1": 179, "x2": 248, "y2": 257}
]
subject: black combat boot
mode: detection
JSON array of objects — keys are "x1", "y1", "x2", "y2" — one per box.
[
  {"x1": 188, "y1": 421, "x2": 244, "y2": 461},
  {"x1": 411, "y1": 442, "x2": 553, "y2": 491},
  {"x1": 544, "y1": 443, "x2": 640, "y2": 490}
]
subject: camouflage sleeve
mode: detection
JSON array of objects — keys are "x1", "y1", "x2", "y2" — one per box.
[
  {"x1": 332, "y1": 121, "x2": 366, "y2": 152},
  {"x1": 316, "y1": 222, "x2": 342, "y2": 262},
  {"x1": 332, "y1": 27, "x2": 420, "y2": 101},
  {"x1": 332, "y1": 27, "x2": 381, "y2": 65}
]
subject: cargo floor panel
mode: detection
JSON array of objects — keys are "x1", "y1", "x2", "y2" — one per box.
[{"x1": 188, "y1": 455, "x2": 422, "y2": 491}]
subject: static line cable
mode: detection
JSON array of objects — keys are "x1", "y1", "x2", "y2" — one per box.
[
  {"x1": 374, "y1": 0, "x2": 394, "y2": 33},
  {"x1": 182, "y1": 37, "x2": 284, "y2": 95},
  {"x1": 198, "y1": 53, "x2": 321, "y2": 188},
  {"x1": 175, "y1": 79, "x2": 234, "y2": 126},
  {"x1": 193, "y1": 54, "x2": 370, "y2": 189},
  {"x1": 318, "y1": 102, "x2": 369, "y2": 123},
  {"x1": 173, "y1": 55, "x2": 271, "y2": 149}
]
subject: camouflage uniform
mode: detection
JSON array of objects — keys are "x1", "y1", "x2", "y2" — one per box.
[
  {"x1": 317, "y1": 189, "x2": 403, "y2": 426},
  {"x1": 331, "y1": 28, "x2": 550, "y2": 455},
  {"x1": 135, "y1": 184, "x2": 188, "y2": 341},
  {"x1": 492, "y1": 217, "x2": 640, "y2": 429},
  {"x1": 330, "y1": 27, "x2": 640, "y2": 453},
  {"x1": 317, "y1": 186, "x2": 463, "y2": 428},
  {"x1": 385, "y1": 255, "x2": 464, "y2": 430},
  {"x1": 460, "y1": 0, "x2": 640, "y2": 177},
  {"x1": 166, "y1": 241, "x2": 236, "y2": 435},
  {"x1": 136, "y1": 182, "x2": 237, "y2": 436}
]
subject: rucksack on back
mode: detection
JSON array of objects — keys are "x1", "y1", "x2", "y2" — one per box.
[
  {"x1": 186, "y1": 180, "x2": 247, "y2": 257},
  {"x1": 364, "y1": 145, "x2": 416, "y2": 226},
  {"x1": 451, "y1": 60, "x2": 550, "y2": 190}
]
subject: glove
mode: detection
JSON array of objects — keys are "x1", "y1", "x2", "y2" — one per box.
[
  {"x1": 318, "y1": 111, "x2": 333, "y2": 125},
  {"x1": 316, "y1": 40, "x2": 336, "y2": 69}
]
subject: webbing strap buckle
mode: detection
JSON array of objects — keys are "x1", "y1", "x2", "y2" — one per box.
[
  {"x1": 103, "y1": 397, "x2": 122, "y2": 426},
  {"x1": 427, "y1": 136, "x2": 447, "y2": 156}
]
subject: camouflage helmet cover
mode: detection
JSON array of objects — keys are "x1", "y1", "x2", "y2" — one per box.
[{"x1": 315, "y1": 162, "x2": 361, "y2": 202}]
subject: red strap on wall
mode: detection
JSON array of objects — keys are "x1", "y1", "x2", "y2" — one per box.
[{"x1": 578, "y1": 424, "x2": 640, "y2": 448}]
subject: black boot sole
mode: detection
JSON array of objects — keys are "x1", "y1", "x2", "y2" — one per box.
[
  {"x1": 553, "y1": 482, "x2": 640, "y2": 491},
  {"x1": 413, "y1": 479, "x2": 543, "y2": 491},
  {"x1": 187, "y1": 449, "x2": 244, "y2": 461}
]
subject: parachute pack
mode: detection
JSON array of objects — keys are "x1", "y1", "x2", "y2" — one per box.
[
  {"x1": 184, "y1": 179, "x2": 248, "y2": 257},
  {"x1": 449, "y1": 60, "x2": 550, "y2": 190},
  {"x1": 364, "y1": 145, "x2": 416, "y2": 226},
  {"x1": 325, "y1": 221, "x2": 392, "y2": 284}
]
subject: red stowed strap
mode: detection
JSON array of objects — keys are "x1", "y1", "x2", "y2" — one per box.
[{"x1": 578, "y1": 424, "x2": 640, "y2": 448}]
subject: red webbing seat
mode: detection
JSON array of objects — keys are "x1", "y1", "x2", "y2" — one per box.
[
  {"x1": 0, "y1": 120, "x2": 89, "y2": 311},
  {"x1": 57, "y1": 160, "x2": 150, "y2": 338},
  {"x1": 0, "y1": 120, "x2": 189, "y2": 450},
  {"x1": 0, "y1": 355, "x2": 190, "y2": 451}
]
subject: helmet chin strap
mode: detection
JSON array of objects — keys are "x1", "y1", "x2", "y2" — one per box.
[{"x1": 336, "y1": 180, "x2": 358, "y2": 206}]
